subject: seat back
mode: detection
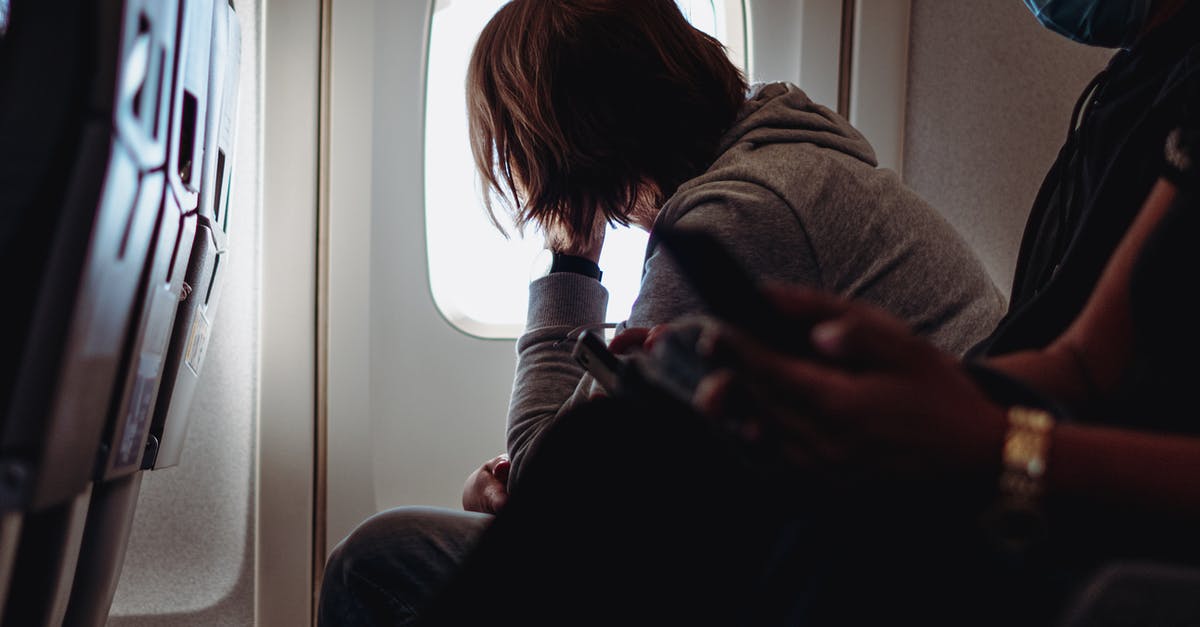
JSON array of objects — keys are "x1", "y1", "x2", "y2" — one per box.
[{"x1": 0, "y1": 0, "x2": 240, "y2": 623}]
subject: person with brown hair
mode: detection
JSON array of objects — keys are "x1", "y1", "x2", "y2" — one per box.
[
  {"x1": 472, "y1": 0, "x2": 1001, "y2": 494},
  {"x1": 411, "y1": 130, "x2": 1200, "y2": 625},
  {"x1": 406, "y1": 1, "x2": 1200, "y2": 623},
  {"x1": 319, "y1": 1, "x2": 1003, "y2": 624}
]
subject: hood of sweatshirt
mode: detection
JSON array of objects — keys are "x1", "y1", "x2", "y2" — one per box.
[{"x1": 718, "y1": 82, "x2": 877, "y2": 168}]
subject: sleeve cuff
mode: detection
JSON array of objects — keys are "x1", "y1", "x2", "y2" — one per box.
[{"x1": 527, "y1": 272, "x2": 610, "y2": 329}]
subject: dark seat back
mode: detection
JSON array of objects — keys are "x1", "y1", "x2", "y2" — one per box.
[{"x1": 0, "y1": 0, "x2": 240, "y2": 623}]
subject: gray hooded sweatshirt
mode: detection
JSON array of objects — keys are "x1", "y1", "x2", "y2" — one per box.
[{"x1": 506, "y1": 82, "x2": 1005, "y2": 487}]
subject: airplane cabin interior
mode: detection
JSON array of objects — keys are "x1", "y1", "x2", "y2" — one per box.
[{"x1": 0, "y1": 0, "x2": 1196, "y2": 625}]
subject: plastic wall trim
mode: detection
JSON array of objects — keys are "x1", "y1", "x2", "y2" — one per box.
[
  {"x1": 848, "y1": 0, "x2": 912, "y2": 175},
  {"x1": 312, "y1": 0, "x2": 332, "y2": 620},
  {"x1": 257, "y1": 0, "x2": 319, "y2": 624}
]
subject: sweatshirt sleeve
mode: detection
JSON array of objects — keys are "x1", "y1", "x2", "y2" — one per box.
[
  {"x1": 506, "y1": 272, "x2": 609, "y2": 490},
  {"x1": 506, "y1": 182, "x2": 818, "y2": 489}
]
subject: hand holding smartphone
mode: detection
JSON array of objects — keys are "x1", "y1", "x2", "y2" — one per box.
[{"x1": 573, "y1": 226, "x2": 809, "y2": 402}]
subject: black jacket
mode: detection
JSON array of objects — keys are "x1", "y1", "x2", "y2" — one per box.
[{"x1": 972, "y1": 7, "x2": 1200, "y2": 358}]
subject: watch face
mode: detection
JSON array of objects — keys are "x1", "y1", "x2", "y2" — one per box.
[{"x1": 530, "y1": 247, "x2": 554, "y2": 281}]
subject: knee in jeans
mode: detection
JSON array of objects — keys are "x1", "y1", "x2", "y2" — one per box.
[{"x1": 322, "y1": 506, "x2": 490, "y2": 590}]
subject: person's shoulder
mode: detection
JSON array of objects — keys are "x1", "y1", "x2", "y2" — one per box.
[{"x1": 655, "y1": 176, "x2": 793, "y2": 231}]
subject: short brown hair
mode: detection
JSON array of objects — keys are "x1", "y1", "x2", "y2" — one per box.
[{"x1": 467, "y1": 0, "x2": 748, "y2": 244}]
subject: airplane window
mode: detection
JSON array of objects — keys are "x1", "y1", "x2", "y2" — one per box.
[{"x1": 425, "y1": 0, "x2": 748, "y2": 339}]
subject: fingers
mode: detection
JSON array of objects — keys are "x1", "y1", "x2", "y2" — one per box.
[
  {"x1": 761, "y1": 282, "x2": 855, "y2": 323},
  {"x1": 462, "y1": 467, "x2": 489, "y2": 512},
  {"x1": 463, "y1": 469, "x2": 509, "y2": 514},
  {"x1": 493, "y1": 457, "x2": 511, "y2": 484},
  {"x1": 809, "y1": 307, "x2": 925, "y2": 369},
  {"x1": 694, "y1": 367, "x2": 845, "y2": 472},
  {"x1": 736, "y1": 283, "x2": 932, "y2": 372},
  {"x1": 608, "y1": 327, "x2": 651, "y2": 355},
  {"x1": 608, "y1": 323, "x2": 702, "y2": 356},
  {"x1": 484, "y1": 482, "x2": 509, "y2": 513},
  {"x1": 464, "y1": 455, "x2": 512, "y2": 513},
  {"x1": 541, "y1": 212, "x2": 607, "y2": 260},
  {"x1": 642, "y1": 324, "x2": 675, "y2": 350},
  {"x1": 483, "y1": 454, "x2": 510, "y2": 474},
  {"x1": 693, "y1": 369, "x2": 762, "y2": 441},
  {"x1": 699, "y1": 324, "x2": 845, "y2": 407}
]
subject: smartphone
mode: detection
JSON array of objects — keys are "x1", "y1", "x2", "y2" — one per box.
[
  {"x1": 574, "y1": 227, "x2": 809, "y2": 401},
  {"x1": 573, "y1": 326, "x2": 705, "y2": 403},
  {"x1": 572, "y1": 330, "x2": 625, "y2": 395},
  {"x1": 652, "y1": 226, "x2": 813, "y2": 356}
]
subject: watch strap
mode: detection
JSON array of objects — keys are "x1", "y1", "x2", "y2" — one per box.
[{"x1": 550, "y1": 253, "x2": 602, "y2": 281}]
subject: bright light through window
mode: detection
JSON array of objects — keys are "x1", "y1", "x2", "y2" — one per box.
[{"x1": 425, "y1": 0, "x2": 747, "y2": 339}]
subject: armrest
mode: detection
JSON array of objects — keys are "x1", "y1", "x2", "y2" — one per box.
[{"x1": 1059, "y1": 561, "x2": 1200, "y2": 627}]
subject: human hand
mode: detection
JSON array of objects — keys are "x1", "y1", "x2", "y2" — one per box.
[
  {"x1": 693, "y1": 285, "x2": 1007, "y2": 485},
  {"x1": 542, "y1": 214, "x2": 606, "y2": 263},
  {"x1": 462, "y1": 454, "x2": 511, "y2": 514},
  {"x1": 609, "y1": 324, "x2": 657, "y2": 353},
  {"x1": 609, "y1": 324, "x2": 693, "y2": 355},
  {"x1": 577, "y1": 328, "x2": 657, "y2": 401}
]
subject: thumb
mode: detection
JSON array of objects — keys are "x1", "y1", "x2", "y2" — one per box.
[
  {"x1": 809, "y1": 308, "x2": 924, "y2": 370},
  {"x1": 609, "y1": 327, "x2": 651, "y2": 355},
  {"x1": 486, "y1": 482, "x2": 510, "y2": 513},
  {"x1": 493, "y1": 457, "x2": 511, "y2": 483}
]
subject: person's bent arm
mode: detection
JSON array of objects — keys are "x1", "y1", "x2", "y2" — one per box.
[
  {"x1": 505, "y1": 272, "x2": 608, "y2": 490},
  {"x1": 986, "y1": 178, "x2": 1178, "y2": 414},
  {"x1": 693, "y1": 290, "x2": 1200, "y2": 521},
  {"x1": 507, "y1": 185, "x2": 818, "y2": 489},
  {"x1": 1045, "y1": 422, "x2": 1200, "y2": 519}
]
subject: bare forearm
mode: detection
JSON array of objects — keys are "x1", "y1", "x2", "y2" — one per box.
[
  {"x1": 977, "y1": 356, "x2": 1200, "y2": 518},
  {"x1": 985, "y1": 347, "x2": 1093, "y2": 413},
  {"x1": 1047, "y1": 422, "x2": 1200, "y2": 520}
]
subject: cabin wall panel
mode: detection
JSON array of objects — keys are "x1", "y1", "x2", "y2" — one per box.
[{"x1": 903, "y1": 0, "x2": 1111, "y2": 296}]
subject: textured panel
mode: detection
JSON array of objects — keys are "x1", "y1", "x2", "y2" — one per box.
[
  {"x1": 108, "y1": 0, "x2": 260, "y2": 623},
  {"x1": 903, "y1": 0, "x2": 1111, "y2": 296}
]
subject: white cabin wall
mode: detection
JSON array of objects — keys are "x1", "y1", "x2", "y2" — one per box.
[
  {"x1": 323, "y1": 0, "x2": 517, "y2": 558},
  {"x1": 332, "y1": 0, "x2": 519, "y2": 533},
  {"x1": 903, "y1": 0, "x2": 1111, "y2": 296},
  {"x1": 747, "y1": 0, "x2": 802, "y2": 83},
  {"x1": 849, "y1": 0, "x2": 912, "y2": 174},
  {"x1": 324, "y1": 0, "x2": 379, "y2": 571},
  {"x1": 363, "y1": 0, "x2": 519, "y2": 510},
  {"x1": 745, "y1": 0, "x2": 842, "y2": 110}
]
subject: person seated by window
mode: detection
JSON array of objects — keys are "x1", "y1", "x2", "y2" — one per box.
[
  {"x1": 412, "y1": 122, "x2": 1200, "y2": 627},
  {"x1": 462, "y1": 0, "x2": 1200, "y2": 523},
  {"x1": 318, "y1": 1, "x2": 1004, "y2": 625}
]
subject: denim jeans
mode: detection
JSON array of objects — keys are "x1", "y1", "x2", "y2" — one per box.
[{"x1": 318, "y1": 507, "x2": 492, "y2": 626}]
